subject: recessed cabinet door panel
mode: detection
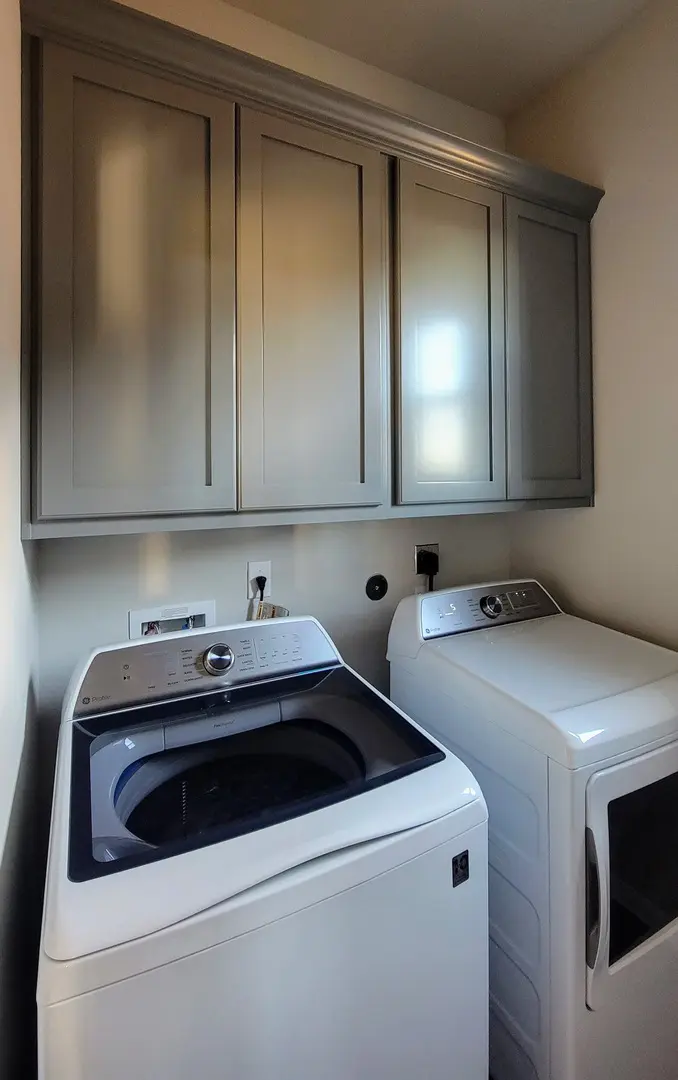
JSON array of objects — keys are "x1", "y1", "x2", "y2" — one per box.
[
  {"x1": 38, "y1": 44, "x2": 235, "y2": 519},
  {"x1": 397, "y1": 161, "x2": 505, "y2": 504},
  {"x1": 239, "y1": 110, "x2": 386, "y2": 510},
  {"x1": 506, "y1": 198, "x2": 593, "y2": 499}
]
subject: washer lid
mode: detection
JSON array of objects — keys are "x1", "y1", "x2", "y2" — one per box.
[
  {"x1": 72, "y1": 664, "x2": 453, "y2": 883},
  {"x1": 44, "y1": 663, "x2": 485, "y2": 961},
  {"x1": 417, "y1": 615, "x2": 678, "y2": 766}
]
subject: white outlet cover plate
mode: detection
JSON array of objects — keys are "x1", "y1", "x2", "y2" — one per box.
[
  {"x1": 414, "y1": 543, "x2": 440, "y2": 573},
  {"x1": 247, "y1": 561, "x2": 272, "y2": 598}
]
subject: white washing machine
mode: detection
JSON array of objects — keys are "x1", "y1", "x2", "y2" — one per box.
[
  {"x1": 39, "y1": 616, "x2": 488, "y2": 1080},
  {"x1": 388, "y1": 580, "x2": 678, "y2": 1080}
]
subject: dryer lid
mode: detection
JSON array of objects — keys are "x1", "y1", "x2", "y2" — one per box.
[
  {"x1": 412, "y1": 615, "x2": 678, "y2": 766},
  {"x1": 430, "y1": 615, "x2": 678, "y2": 713}
]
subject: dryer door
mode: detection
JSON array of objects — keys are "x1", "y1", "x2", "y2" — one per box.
[{"x1": 585, "y1": 739, "x2": 678, "y2": 1010}]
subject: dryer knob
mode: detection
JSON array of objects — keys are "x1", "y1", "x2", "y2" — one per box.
[
  {"x1": 203, "y1": 643, "x2": 235, "y2": 676},
  {"x1": 480, "y1": 595, "x2": 503, "y2": 619}
]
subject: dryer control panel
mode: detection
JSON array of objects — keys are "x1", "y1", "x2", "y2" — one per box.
[
  {"x1": 420, "y1": 580, "x2": 561, "y2": 640},
  {"x1": 73, "y1": 618, "x2": 340, "y2": 718}
]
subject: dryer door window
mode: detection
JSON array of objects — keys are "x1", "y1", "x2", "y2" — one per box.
[
  {"x1": 607, "y1": 769, "x2": 678, "y2": 964},
  {"x1": 585, "y1": 739, "x2": 678, "y2": 1011}
]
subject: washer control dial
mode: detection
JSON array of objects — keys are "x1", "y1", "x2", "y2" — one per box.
[
  {"x1": 480, "y1": 595, "x2": 503, "y2": 620},
  {"x1": 203, "y1": 643, "x2": 234, "y2": 676}
]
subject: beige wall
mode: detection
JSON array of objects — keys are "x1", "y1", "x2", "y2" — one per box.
[
  {"x1": 36, "y1": 515, "x2": 511, "y2": 715},
  {"x1": 0, "y1": 0, "x2": 36, "y2": 1073},
  {"x1": 119, "y1": 0, "x2": 505, "y2": 147},
  {"x1": 507, "y1": 0, "x2": 678, "y2": 646}
]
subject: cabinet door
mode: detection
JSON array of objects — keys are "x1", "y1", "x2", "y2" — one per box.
[
  {"x1": 506, "y1": 198, "x2": 593, "y2": 500},
  {"x1": 38, "y1": 44, "x2": 235, "y2": 519},
  {"x1": 397, "y1": 161, "x2": 506, "y2": 504},
  {"x1": 238, "y1": 109, "x2": 386, "y2": 510}
]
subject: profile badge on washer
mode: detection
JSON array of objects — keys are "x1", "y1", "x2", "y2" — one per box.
[{"x1": 452, "y1": 850, "x2": 470, "y2": 888}]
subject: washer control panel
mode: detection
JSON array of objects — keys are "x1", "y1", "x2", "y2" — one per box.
[
  {"x1": 74, "y1": 618, "x2": 340, "y2": 717},
  {"x1": 420, "y1": 580, "x2": 560, "y2": 640}
]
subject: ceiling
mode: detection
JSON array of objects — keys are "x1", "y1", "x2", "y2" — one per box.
[{"x1": 222, "y1": 0, "x2": 646, "y2": 115}]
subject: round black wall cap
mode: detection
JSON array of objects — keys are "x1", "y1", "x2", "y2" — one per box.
[{"x1": 365, "y1": 574, "x2": 388, "y2": 602}]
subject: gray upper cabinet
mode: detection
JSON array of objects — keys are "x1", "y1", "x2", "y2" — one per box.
[
  {"x1": 25, "y1": 10, "x2": 601, "y2": 537},
  {"x1": 396, "y1": 160, "x2": 506, "y2": 504},
  {"x1": 506, "y1": 197, "x2": 593, "y2": 500},
  {"x1": 238, "y1": 109, "x2": 387, "y2": 511},
  {"x1": 37, "y1": 44, "x2": 236, "y2": 520}
]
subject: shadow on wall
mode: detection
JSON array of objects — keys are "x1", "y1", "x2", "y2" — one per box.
[{"x1": 0, "y1": 684, "x2": 40, "y2": 1080}]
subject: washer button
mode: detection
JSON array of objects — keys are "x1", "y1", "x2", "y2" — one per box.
[
  {"x1": 480, "y1": 595, "x2": 504, "y2": 619},
  {"x1": 203, "y1": 644, "x2": 235, "y2": 676}
]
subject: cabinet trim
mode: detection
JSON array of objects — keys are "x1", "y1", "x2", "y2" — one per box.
[
  {"x1": 22, "y1": 497, "x2": 594, "y2": 540},
  {"x1": 22, "y1": 0, "x2": 604, "y2": 221}
]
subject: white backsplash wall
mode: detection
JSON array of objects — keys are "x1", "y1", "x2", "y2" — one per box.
[{"x1": 36, "y1": 515, "x2": 511, "y2": 716}]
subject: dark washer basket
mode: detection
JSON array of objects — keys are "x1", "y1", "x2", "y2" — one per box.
[{"x1": 123, "y1": 719, "x2": 366, "y2": 846}]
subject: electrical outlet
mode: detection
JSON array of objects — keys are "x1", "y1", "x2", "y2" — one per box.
[
  {"x1": 414, "y1": 543, "x2": 439, "y2": 573},
  {"x1": 247, "y1": 561, "x2": 272, "y2": 599}
]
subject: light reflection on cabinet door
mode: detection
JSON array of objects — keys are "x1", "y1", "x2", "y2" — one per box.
[{"x1": 397, "y1": 161, "x2": 505, "y2": 504}]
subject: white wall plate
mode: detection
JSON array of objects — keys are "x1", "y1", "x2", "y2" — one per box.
[{"x1": 128, "y1": 599, "x2": 216, "y2": 639}]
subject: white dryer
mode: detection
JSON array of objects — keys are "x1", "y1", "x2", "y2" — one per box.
[
  {"x1": 39, "y1": 616, "x2": 488, "y2": 1080},
  {"x1": 389, "y1": 581, "x2": 678, "y2": 1080}
]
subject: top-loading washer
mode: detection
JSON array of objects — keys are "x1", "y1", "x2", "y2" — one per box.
[
  {"x1": 39, "y1": 615, "x2": 489, "y2": 1080},
  {"x1": 388, "y1": 580, "x2": 678, "y2": 1080}
]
